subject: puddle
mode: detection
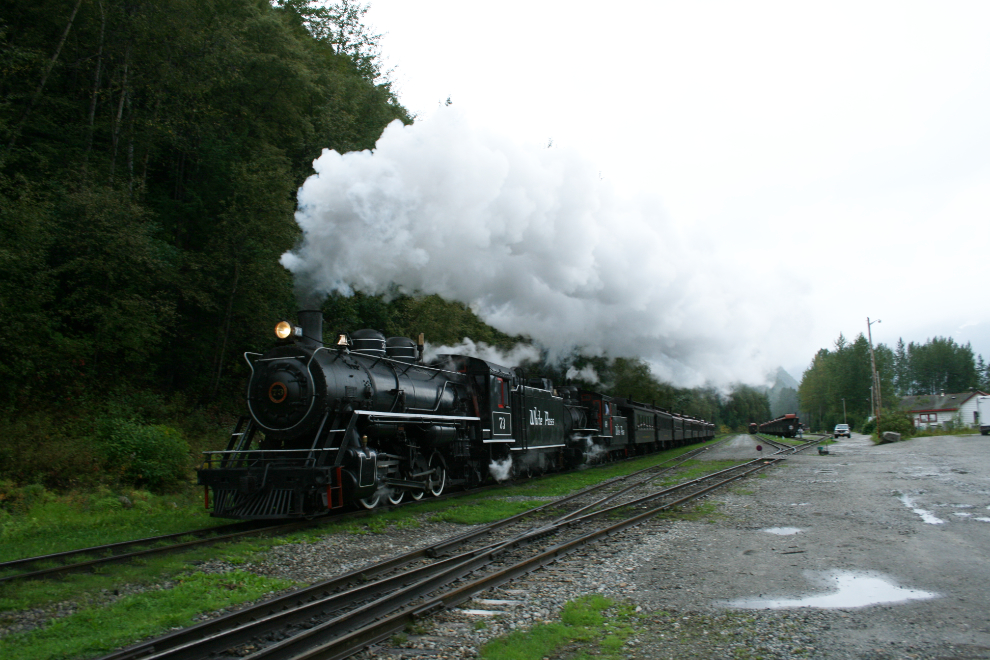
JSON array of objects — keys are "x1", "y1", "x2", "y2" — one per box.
[
  {"x1": 721, "y1": 571, "x2": 938, "y2": 610},
  {"x1": 898, "y1": 494, "x2": 946, "y2": 525},
  {"x1": 951, "y1": 504, "x2": 974, "y2": 509},
  {"x1": 952, "y1": 512, "x2": 972, "y2": 518},
  {"x1": 976, "y1": 517, "x2": 990, "y2": 523},
  {"x1": 762, "y1": 527, "x2": 802, "y2": 535},
  {"x1": 789, "y1": 503, "x2": 810, "y2": 507}
]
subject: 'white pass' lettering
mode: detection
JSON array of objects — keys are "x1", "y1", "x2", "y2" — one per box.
[{"x1": 528, "y1": 408, "x2": 555, "y2": 426}]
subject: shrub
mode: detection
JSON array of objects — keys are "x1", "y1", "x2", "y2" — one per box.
[
  {"x1": 97, "y1": 419, "x2": 191, "y2": 492},
  {"x1": 879, "y1": 412, "x2": 915, "y2": 437},
  {"x1": 863, "y1": 412, "x2": 914, "y2": 437},
  {"x1": 0, "y1": 481, "x2": 47, "y2": 514}
]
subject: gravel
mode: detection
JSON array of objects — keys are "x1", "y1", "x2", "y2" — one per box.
[{"x1": 4, "y1": 433, "x2": 990, "y2": 660}]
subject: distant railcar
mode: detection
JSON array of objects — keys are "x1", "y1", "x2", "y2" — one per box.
[{"x1": 758, "y1": 414, "x2": 800, "y2": 438}]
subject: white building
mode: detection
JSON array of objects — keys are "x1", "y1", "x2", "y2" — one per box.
[{"x1": 899, "y1": 391, "x2": 989, "y2": 430}]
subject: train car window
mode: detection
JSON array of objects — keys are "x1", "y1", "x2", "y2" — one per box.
[{"x1": 496, "y1": 377, "x2": 506, "y2": 408}]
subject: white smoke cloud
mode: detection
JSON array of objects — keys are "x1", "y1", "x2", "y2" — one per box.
[
  {"x1": 488, "y1": 457, "x2": 513, "y2": 482},
  {"x1": 423, "y1": 338, "x2": 540, "y2": 368},
  {"x1": 282, "y1": 108, "x2": 806, "y2": 386},
  {"x1": 566, "y1": 365, "x2": 600, "y2": 384}
]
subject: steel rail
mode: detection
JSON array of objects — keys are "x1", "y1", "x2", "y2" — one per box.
[
  {"x1": 93, "y1": 441, "x2": 727, "y2": 660},
  {"x1": 1, "y1": 443, "x2": 720, "y2": 585},
  {"x1": 0, "y1": 520, "x2": 274, "y2": 575},
  {"x1": 271, "y1": 459, "x2": 783, "y2": 660}
]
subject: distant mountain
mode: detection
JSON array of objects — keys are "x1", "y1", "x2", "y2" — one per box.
[
  {"x1": 767, "y1": 367, "x2": 799, "y2": 418},
  {"x1": 772, "y1": 367, "x2": 799, "y2": 391}
]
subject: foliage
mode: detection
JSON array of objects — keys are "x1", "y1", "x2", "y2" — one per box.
[
  {"x1": 799, "y1": 333, "x2": 895, "y2": 432},
  {"x1": 800, "y1": 331, "x2": 986, "y2": 432},
  {"x1": 97, "y1": 419, "x2": 191, "y2": 491},
  {"x1": 0, "y1": 0, "x2": 409, "y2": 412},
  {"x1": 896, "y1": 336, "x2": 980, "y2": 395}
]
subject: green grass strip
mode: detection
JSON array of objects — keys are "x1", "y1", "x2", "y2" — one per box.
[
  {"x1": 0, "y1": 570, "x2": 295, "y2": 660},
  {"x1": 0, "y1": 494, "x2": 228, "y2": 564},
  {"x1": 480, "y1": 594, "x2": 642, "y2": 660}
]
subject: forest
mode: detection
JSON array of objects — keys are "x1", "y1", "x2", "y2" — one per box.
[
  {"x1": 1, "y1": 0, "x2": 771, "y2": 495},
  {"x1": 798, "y1": 333, "x2": 990, "y2": 433}
]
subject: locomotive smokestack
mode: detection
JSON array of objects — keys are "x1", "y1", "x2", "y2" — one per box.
[{"x1": 297, "y1": 309, "x2": 324, "y2": 346}]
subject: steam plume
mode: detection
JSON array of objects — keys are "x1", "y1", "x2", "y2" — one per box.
[
  {"x1": 423, "y1": 338, "x2": 540, "y2": 368},
  {"x1": 281, "y1": 109, "x2": 804, "y2": 386}
]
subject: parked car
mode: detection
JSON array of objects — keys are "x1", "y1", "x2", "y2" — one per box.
[{"x1": 834, "y1": 423, "x2": 851, "y2": 438}]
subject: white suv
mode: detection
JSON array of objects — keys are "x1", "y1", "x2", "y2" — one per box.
[{"x1": 833, "y1": 424, "x2": 851, "y2": 438}]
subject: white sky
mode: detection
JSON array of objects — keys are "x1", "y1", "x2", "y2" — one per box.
[{"x1": 361, "y1": 0, "x2": 990, "y2": 382}]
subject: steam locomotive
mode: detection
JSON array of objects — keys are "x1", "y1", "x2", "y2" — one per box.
[
  {"x1": 196, "y1": 311, "x2": 714, "y2": 519},
  {"x1": 758, "y1": 413, "x2": 801, "y2": 438}
]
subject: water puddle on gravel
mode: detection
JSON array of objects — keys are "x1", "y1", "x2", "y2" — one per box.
[
  {"x1": 898, "y1": 494, "x2": 946, "y2": 524},
  {"x1": 721, "y1": 571, "x2": 938, "y2": 610},
  {"x1": 762, "y1": 527, "x2": 802, "y2": 535}
]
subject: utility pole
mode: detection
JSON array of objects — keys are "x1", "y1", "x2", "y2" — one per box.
[
  {"x1": 867, "y1": 317, "x2": 882, "y2": 433},
  {"x1": 842, "y1": 397, "x2": 847, "y2": 424}
]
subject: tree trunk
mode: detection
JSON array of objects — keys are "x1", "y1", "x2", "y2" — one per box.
[
  {"x1": 211, "y1": 260, "x2": 240, "y2": 400},
  {"x1": 83, "y1": 0, "x2": 107, "y2": 171},
  {"x1": 5, "y1": 0, "x2": 85, "y2": 152},
  {"x1": 109, "y1": 44, "x2": 131, "y2": 184}
]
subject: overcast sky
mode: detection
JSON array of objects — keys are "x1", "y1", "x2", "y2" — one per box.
[{"x1": 336, "y1": 0, "x2": 990, "y2": 384}]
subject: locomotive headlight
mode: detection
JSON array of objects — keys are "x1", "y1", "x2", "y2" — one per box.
[{"x1": 275, "y1": 321, "x2": 294, "y2": 339}]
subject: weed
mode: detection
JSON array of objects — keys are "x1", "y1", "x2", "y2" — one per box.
[
  {"x1": 480, "y1": 594, "x2": 634, "y2": 660},
  {"x1": 405, "y1": 622, "x2": 429, "y2": 635}
]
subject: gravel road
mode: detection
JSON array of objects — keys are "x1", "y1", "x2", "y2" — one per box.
[{"x1": 361, "y1": 433, "x2": 990, "y2": 659}]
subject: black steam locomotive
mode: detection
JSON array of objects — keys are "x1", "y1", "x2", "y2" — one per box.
[
  {"x1": 197, "y1": 311, "x2": 714, "y2": 519},
  {"x1": 758, "y1": 413, "x2": 801, "y2": 438}
]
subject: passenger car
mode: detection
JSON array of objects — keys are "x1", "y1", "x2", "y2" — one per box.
[{"x1": 834, "y1": 423, "x2": 851, "y2": 438}]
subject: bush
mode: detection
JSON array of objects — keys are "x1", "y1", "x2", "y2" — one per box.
[
  {"x1": 0, "y1": 481, "x2": 48, "y2": 514},
  {"x1": 97, "y1": 419, "x2": 191, "y2": 492},
  {"x1": 862, "y1": 412, "x2": 914, "y2": 438},
  {"x1": 879, "y1": 412, "x2": 914, "y2": 437}
]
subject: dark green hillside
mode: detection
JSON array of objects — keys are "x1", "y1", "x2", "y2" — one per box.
[
  {"x1": 0, "y1": 0, "x2": 415, "y2": 491},
  {"x1": 1, "y1": 0, "x2": 407, "y2": 407}
]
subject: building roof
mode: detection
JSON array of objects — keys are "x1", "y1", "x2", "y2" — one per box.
[{"x1": 899, "y1": 391, "x2": 988, "y2": 413}]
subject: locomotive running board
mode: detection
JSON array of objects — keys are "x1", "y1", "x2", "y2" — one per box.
[{"x1": 356, "y1": 410, "x2": 480, "y2": 422}]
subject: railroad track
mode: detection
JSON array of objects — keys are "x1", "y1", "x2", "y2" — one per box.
[
  {"x1": 757, "y1": 435, "x2": 822, "y2": 455},
  {"x1": 96, "y1": 447, "x2": 773, "y2": 660},
  {"x1": 0, "y1": 520, "x2": 307, "y2": 586},
  {"x1": 0, "y1": 441, "x2": 727, "y2": 586}
]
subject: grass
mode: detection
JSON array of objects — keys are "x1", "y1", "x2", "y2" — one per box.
[
  {"x1": 0, "y1": 437, "x2": 734, "y2": 644},
  {"x1": 0, "y1": 570, "x2": 296, "y2": 660},
  {"x1": 480, "y1": 594, "x2": 641, "y2": 660},
  {"x1": 0, "y1": 487, "x2": 229, "y2": 564},
  {"x1": 660, "y1": 500, "x2": 725, "y2": 523},
  {"x1": 0, "y1": 536, "x2": 279, "y2": 613}
]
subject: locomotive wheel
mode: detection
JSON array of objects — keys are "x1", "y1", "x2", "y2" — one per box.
[
  {"x1": 358, "y1": 494, "x2": 380, "y2": 509},
  {"x1": 427, "y1": 451, "x2": 447, "y2": 497},
  {"x1": 387, "y1": 490, "x2": 405, "y2": 505}
]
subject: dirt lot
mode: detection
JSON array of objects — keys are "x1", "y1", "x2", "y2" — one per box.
[
  {"x1": 621, "y1": 432, "x2": 990, "y2": 658},
  {"x1": 375, "y1": 433, "x2": 990, "y2": 659}
]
